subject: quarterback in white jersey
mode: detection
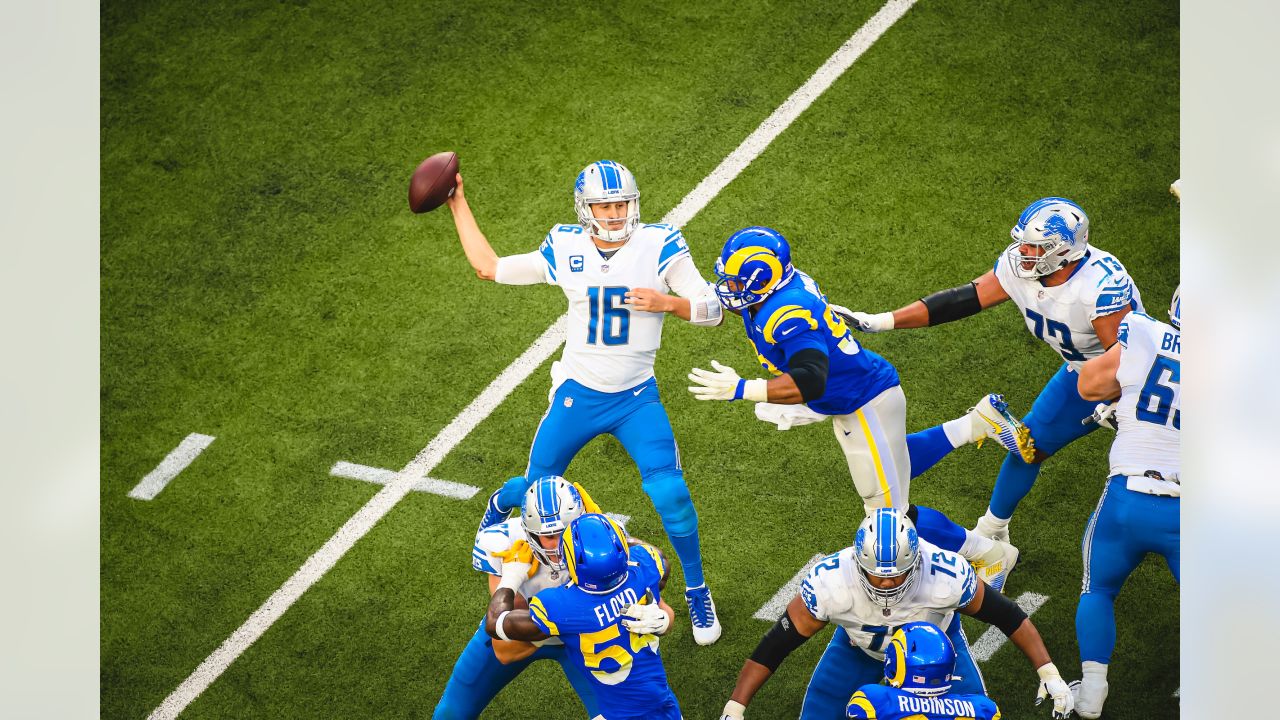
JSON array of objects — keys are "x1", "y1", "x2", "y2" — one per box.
[
  {"x1": 718, "y1": 509, "x2": 1075, "y2": 720},
  {"x1": 847, "y1": 197, "x2": 1144, "y2": 551},
  {"x1": 444, "y1": 160, "x2": 723, "y2": 644},
  {"x1": 1070, "y1": 289, "x2": 1181, "y2": 719}
]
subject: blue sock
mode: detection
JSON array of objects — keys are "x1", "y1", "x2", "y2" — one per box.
[
  {"x1": 668, "y1": 529, "x2": 705, "y2": 588},
  {"x1": 1076, "y1": 592, "x2": 1117, "y2": 663},
  {"x1": 912, "y1": 505, "x2": 967, "y2": 553},
  {"x1": 906, "y1": 426, "x2": 957, "y2": 479},
  {"x1": 990, "y1": 452, "x2": 1043, "y2": 519}
]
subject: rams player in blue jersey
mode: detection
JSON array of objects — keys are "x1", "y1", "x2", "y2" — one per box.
[
  {"x1": 486, "y1": 513, "x2": 683, "y2": 720},
  {"x1": 688, "y1": 226, "x2": 1023, "y2": 587},
  {"x1": 846, "y1": 621, "x2": 1001, "y2": 720},
  {"x1": 846, "y1": 198, "x2": 1143, "y2": 557}
]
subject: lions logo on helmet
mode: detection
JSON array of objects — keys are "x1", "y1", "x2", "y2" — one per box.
[
  {"x1": 1169, "y1": 284, "x2": 1180, "y2": 329},
  {"x1": 521, "y1": 476, "x2": 586, "y2": 567},
  {"x1": 560, "y1": 513, "x2": 630, "y2": 594},
  {"x1": 1007, "y1": 197, "x2": 1090, "y2": 279},
  {"x1": 884, "y1": 621, "x2": 957, "y2": 698},
  {"x1": 853, "y1": 508, "x2": 921, "y2": 611},
  {"x1": 713, "y1": 226, "x2": 795, "y2": 310},
  {"x1": 574, "y1": 160, "x2": 641, "y2": 243}
]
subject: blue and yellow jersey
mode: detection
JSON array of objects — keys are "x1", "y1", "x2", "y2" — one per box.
[
  {"x1": 526, "y1": 543, "x2": 678, "y2": 718},
  {"x1": 743, "y1": 270, "x2": 899, "y2": 415},
  {"x1": 847, "y1": 684, "x2": 1000, "y2": 719}
]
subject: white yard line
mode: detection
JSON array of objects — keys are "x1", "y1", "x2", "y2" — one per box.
[
  {"x1": 970, "y1": 592, "x2": 1049, "y2": 662},
  {"x1": 148, "y1": 5, "x2": 917, "y2": 716},
  {"x1": 329, "y1": 461, "x2": 480, "y2": 500},
  {"x1": 128, "y1": 434, "x2": 216, "y2": 501},
  {"x1": 754, "y1": 554, "x2": 825, "y2": 620}
]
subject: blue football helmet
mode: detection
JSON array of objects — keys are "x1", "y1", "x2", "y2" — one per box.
[
  {"x1": 574, "y1": 160, "x2": 640, "y2": 243},
  {"x1": 561, "y1": 513, "x2": 630, "y2": 594},
  {"x1": 1169, "y1": 285, "x2": 1180, "y2": 329},
  {"x1": 713, "y1": 226, "x2": 795, "y2": 310},
  {"x1": 520, "y1": 476, "x2": 586, "y2": 566},
  {"x1": 852, "y1": 508, "x2": 921, "y2": 609},
  {"x1": 1007, "y1": 197, "x2": 1090, "y2": 279},
  {"x1": 884, "y1": 621, "x2": 957, "y2": 697}
]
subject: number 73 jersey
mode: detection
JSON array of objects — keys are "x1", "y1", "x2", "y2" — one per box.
[
  {"x1": 799, "y1": 542, "x2": 977, "y2": 660},
  {"x1": 994, "y1": 247, "x2": 1144, "y2": 370}
]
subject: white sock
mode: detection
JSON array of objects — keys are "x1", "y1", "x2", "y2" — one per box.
[
  {"x1": 1082, "y1": 661, "x2": 1109, "y2": 682},
  {"x1": 960, "y1": 530, "x2": 995, "y2": 559},
  {"x1": 943, "y1": 416, "x2": 976, "y2": 446},
  {"x1": 982, "y1": 508, "x2": 1010, "y2": 530}
]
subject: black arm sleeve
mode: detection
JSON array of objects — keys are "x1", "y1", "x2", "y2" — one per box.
[
  {"x1": 969, "y1": 580, "x2": 1028, "y2": 637},
  {"x1": 787, "y1": 348, "x2": 829, "y2": 402},
  {"x1": 921, "y1": 282, "x2": 982, "y2": 326},
  {"x1": 749, "y1": 612, "x2": 811, "y2": 672}
]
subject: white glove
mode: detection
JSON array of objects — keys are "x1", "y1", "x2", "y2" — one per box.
[
  {"x1": 1035, "y1": 663, "x2": 1076, "y2": 718},
  {"x1": 1083, "y1": 402, "x2": 1117, "y2": 431},
  {"x1": 719, "y1": 699, "x2": 747, "y2": 720},
  {"x1": 688, "y1": 360, "x2": 767, "y2": 402},
  {"x1": 848, "y1": 310, "x2": 895, "y2": 333},
  {"x1": 620, "y1": 601, "x2": 670, "y2": 636}
]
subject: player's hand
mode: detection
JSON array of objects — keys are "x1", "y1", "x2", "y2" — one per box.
[
  {"x1": 625, "y1": 288, "x2": 673, "y2": 313},
  {"x1": 719, "y1": 699, "x2": 747, "y2": 719},
  {"x1": 620, "y1": 600, "x2": 670, "y2": 635},
  {"x1": 495, "y1": 540, "x2": 538, "y2": 579},
  {"x1": 445, "y1": 173, "x2": 464, "y2": 209},
  {"x1": 689, "y1": 360, "x2": 743, "y2": 401},
  {"x1": 1035, "y1": 663, "x2": 1076, "y2": 718},
  {"x1": 1083, "y1": 402, "x2": 1116, "y2": 430},
  {"x1": 494, "y1": 476, "x2": 529, "y2": 512},
  {"x1": 572, "y1": 482, "x2": 603, "y2": 514},
  {"x1": 846, "y1": 310, "x2": 895, "y2": 333}
]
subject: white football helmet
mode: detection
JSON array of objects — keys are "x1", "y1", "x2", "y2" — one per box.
[
  {"x1": 853, "y1": 508, "x2": 921, "y2": 609},
  {"x1": 1006, "y1": 197, "x2": 1090, "y2": 279},
  {"x1": 574, "y1": 160, "x2": 640, "y2": 243},
  {"x1": 520, "y1": 476, "x2": 586, "y2": 566}
]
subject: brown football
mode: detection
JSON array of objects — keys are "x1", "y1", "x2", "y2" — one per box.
[{"x1": 408, "y1": 151, "x2": 459, "y2": 213}]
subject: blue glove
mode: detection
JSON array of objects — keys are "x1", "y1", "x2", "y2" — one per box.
[{"x1": 496, "y1": 476, "x2": 532, "y2": 512}]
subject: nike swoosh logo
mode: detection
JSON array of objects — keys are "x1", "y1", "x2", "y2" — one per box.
[
  {"x1": 780, "y1": 326, "x2": 798, "y2": 336},
  {"x1": 633, "y1": 387, "x2": 645, "y2": 396},
  {"x1": 843, "y1": 430, "x2": 853, "y2": 436}
]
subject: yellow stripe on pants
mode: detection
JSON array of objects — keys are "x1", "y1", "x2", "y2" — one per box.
[{"x1": 855, "y1": 408, "x2": 892, "y2": 508}]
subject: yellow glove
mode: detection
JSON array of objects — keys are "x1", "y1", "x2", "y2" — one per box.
[
  {"x1": 494, "y1": 540, "x2": 539, "y2": 578},
  {"x1": 573, "y1": 482, "x2": 603, "y2": 514}
]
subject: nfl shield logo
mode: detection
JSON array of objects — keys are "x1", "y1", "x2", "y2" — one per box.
[{"x1": 600, "y1": 264, "x2": 610, "y2": 273}]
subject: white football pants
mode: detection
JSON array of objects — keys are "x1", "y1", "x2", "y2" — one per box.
[{"x1": 830, "y1": 384, "x2": 911, "y2": 516}]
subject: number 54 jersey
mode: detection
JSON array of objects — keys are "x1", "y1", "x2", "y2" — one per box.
[
  {"x1": 994, "y1": 247, "x2": 1144, "y2": 369},
  {"x1": 800, "y1": 542, "x2": 977, "y2": 660},
  {"x1": 532, "y1": 222, "x2": 713, "y2": 393}
]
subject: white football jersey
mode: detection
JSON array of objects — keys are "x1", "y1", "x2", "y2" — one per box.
[
  {"x1": 1110, "y1": 312, "x2": 1181, "y2": 494},
  {"x1": 799, "y1": 542, "x2": 977, "y2": 661},
  {"x1": 994, "y1": 247, "x2": 1144, "y2": 370},
  {"x1": 514, "y1": 223, "x2": 711, "y2": 392},
  {"x1": 472, "y1": 518, "x2": 569, "y2": 598}
]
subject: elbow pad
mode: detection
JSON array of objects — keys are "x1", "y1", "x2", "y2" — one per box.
[
  {"x1": 787, "y1": 349, "x2": 829, "y2": 402},
  {"x1": 970, "y1": 581, "x2": 1028, "y2": 636},
  {"x1": 921, "y1": 282, "x2": 982, "y2": 326},
  {"x1": 689, "y1": 287, "x2": 724, "y2": 327},
  {"x1": 749, "y1": 612, "x2": 811, "y2": 672}
]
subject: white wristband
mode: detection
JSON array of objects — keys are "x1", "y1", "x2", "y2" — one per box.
[
  {"x1": 721, "y1": 699, "x2": 747, "y2": 719},
  {"x1": 1036, "y1": 662, "x2": 1061, "y2": 682},
  {"x1": 497, "y1": 569, "x2": 526, "y2": 592},
  {"x1": 872, "y1": 311, "x2": 895, "y2": 331},
  {"x1": 741, "y1": 378, "x2": 769, "y2": 403},
  {"x1": 494, "y1": 610, "x2": 512, "y2": 641}
]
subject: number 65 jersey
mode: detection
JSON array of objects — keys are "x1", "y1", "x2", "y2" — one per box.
[
  {"x1": 1110, "y1": 312, "x2": 1181, "y2": 493},
  {"x1": 994, "y1": 247, "x2": 1144, "y2": 370},
  {"x1": 495, "y1": 222, "x2": 718, "y2": 393},
  {"x1": 799, "y1": 542, "x2": 977, "y2": 660}
]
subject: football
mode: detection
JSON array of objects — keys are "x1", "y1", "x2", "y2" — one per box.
[{"x1": 408, "y1": 151, "x2": 459, "y2": 213}]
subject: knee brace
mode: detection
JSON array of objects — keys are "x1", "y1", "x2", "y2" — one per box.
[{"x1": 642, "y1": 470, "x2": 698, "y2": 536}]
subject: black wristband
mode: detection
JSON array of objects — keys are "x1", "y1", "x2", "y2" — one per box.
[
  {"x1": 749, "y1": 612, "x2": 811, "y2": 672},
  {"x1": 970, "y1": 580, "x2": 1028, "y2": 636},
  {"x1": 921, "y1": 282, "x2": 982, "y2": 326},
  {"x1": 787, "y1": 348, "x2": 829, "y2": 402}
]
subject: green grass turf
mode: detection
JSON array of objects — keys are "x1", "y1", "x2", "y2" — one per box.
[{"x1": 102, "y1": 0, "x2": 1179, "y2": 717}]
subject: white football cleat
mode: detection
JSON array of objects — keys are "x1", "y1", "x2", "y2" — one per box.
[
  {"x1": 1070, "y1": 674, "x2": 1109, "y2": 719},
  {"x1": 969, "y1": 393, "x2": 1036, "y2": 463},
  {"x1": 973, "y1": 511, "x2": 1011, "y2": 543},
  {"x1": 970, "y1": 539, "x2": 1019, "y2": 593},
  {"x1": 684, "y1": 584, "x2": 722, "y2": 645}
]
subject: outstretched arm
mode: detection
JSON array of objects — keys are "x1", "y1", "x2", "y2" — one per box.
[
  {"x1": 720, "y1": 594, "x2": 826, "y2": 718},
  {"x1": 846, "y1": 270, "x2": 1009, "y2": 332},
  {"x1": 628, "y1": 253, "x2": 724, "y2": 326},
  {"x1": 484, "y1": 588, "x2": 550, "y2": 643},
  {"x1": 444, "y1": 173, "x2": 499, "y2": 281}
]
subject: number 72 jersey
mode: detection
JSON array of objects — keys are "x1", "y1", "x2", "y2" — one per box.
[{"x1": 994, "y1": 247, "x2": 1143, "y2": 369}]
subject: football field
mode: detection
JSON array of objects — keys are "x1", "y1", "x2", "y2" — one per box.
[{"x1": 102, "y1": 1, "x2": 1179, "y2": 718}]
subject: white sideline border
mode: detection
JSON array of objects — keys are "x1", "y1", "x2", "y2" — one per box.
[
  {"x1": 148, "y1": 3, "x2": 919, "y2": 716},
  {"x1": 970, "y1": 592, "x2": 1049, "y2": 662},
  {"x1": 128, "y1": 433, "x2": 216, "y2": 501}
]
